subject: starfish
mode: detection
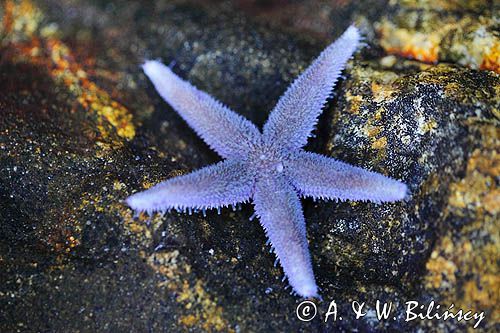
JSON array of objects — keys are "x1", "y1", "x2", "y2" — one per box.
[{"x1": 127, "y1": 26, "x2": 407, "y2": 297}]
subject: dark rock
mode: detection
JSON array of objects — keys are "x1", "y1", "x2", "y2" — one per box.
[
  {"x1": 313, "y1": 57, "x2": 498, "y2": 331},
  {"x1": 1, "y1": 0, "x2": 498, "y2": 332},
  {"x1": 235, "y1": 0, "x2": 500, "y2": 73}
]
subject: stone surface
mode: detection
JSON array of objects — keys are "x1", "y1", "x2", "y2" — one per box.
[
  {"x1": 318, "y1": 55, "x2": 499, "y2": 331},
  {"x1": 374, "y1": 0, "x2": 499, "y2": 72},
  {"x1": 235, "y1": 0, "x2": 500, "y2": 73},
  {"x1": 0, "y1": 0, "x2": 498, "y2": 332}
]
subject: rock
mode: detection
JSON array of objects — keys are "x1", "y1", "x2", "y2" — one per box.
[
  {"x1": 235, "y1": 0, "x2": 500, "y2": 73},
  {"x1": 0, "y1": 0, "x2": 498, "y2": 332},
  {"x1": 0, "y1": 1, "x2": 320, "y2": 332},
  {"x1": 315, "y1": 56, "x2": 498, "y2": 331},
  {"x1": 424, "y1": 122, "x2": 499, "y2": 330},
  {"x1": 374, "y1": 0, "x2": 499, "y2": 73}
]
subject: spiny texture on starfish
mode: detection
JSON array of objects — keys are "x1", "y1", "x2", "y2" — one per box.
[{"x1": 127, "y1": 26, "x2": 407, "y2": 297}]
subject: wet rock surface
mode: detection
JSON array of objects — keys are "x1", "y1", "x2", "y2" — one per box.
[
  {"x1": 316, "y1": 56, "x2": 498, "y2": 331},
  {"x1": 373, "y1": 0, "x2": 499, "y2": 72},
  {"x1": 236, "y1": 0, "x2": 499, "y2": 72},
  {"x1": 1, "y1": 0, "x2": 498, "y2": 332}
]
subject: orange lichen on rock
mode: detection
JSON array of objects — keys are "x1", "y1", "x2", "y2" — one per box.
[
  {"x1": 46, "y1": 38, "x2": 135, "y2": 140},
  {"x1": 1, "y1": 0, "x2": 135, "y2": 141},
  {"x1": 377, "y1": 21, "x2": 441, "y2": 63},
  {"x1": 480, "y1": 40, "x2": 500, "y2": 73},
  {"x1": 119, "y1": 203, "x2": 233, "y2": 332},
  {"x1": 375, "y1": 9, "x2": 499, "y2": 74},
  {"x1": 1, "y1": 0, "x2": 14, "y2": 35},
  {"x1": 0, "y1": 0, "x2": 42, "y2": 39}
]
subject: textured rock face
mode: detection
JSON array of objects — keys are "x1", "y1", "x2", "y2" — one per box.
[
  {"x1": 1, "y1": 0, "x2": 498, "y2": 332},
  {"x1": 316, "y1": 58, "x2": 498, "y2": 330},
  {"x1": 321, "y1": 60, "x2": 497, "y2": 281},
  {"x1": 374, "y1": 1, "x2": 499, "y2": 72},
  {"x1": 235, "y1": 0, "x2": 500, "y2": 72}
]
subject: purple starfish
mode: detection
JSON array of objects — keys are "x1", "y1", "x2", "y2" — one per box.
[{"x1": 127, "y1": 26, "x2": 407, "y2": 297}]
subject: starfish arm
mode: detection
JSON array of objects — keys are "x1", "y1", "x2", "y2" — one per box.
[
  {"x1": 263, "y1": 26, "x2": 360, "y2": 151},
  {"x1": 126, "y1": 160, "x2": 254, "y2": 214},
  {"x1": 285, "y1": 151, "x2": 407, "y2": 203},
  {"x1": 253, "y1": 175, "x2": 317, "y2": 297},
  {"x1": 143, "y1": 60, "x2": 261, "y2": 159}
]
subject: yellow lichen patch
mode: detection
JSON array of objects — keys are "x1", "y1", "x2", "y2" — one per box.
[
  {"x1": 466, "y1": 127, "x2": 500, "y2": 177},
  {"x1": 345, "y1": 91, "x2": 363, "y2": 114},
  {"x1": 176, "y1": 279, "x2": 231, "y2": 332},
  {"x1": 47, "y1": 38, "x2": 135, "y2": 141},
  {"x1": 463, "y1": 273, "x2": 500, "y2": 309},
  {"x1": 425, "y1": 239, "x2": 458, "y2": 289},
  {"x1": 420, "y1": 118, "x2": 437, "y2": 134},
  {"x1": 425, "y1": 231, "x2": 500, "y2": 322},
  {"x1": 371, "y1": 136, "x2": 387, "y2": 150},
  {"x1": 373, "y1": 107, "x2": 385, "y2": 121},
  {"x1": 363, "y1": 124, "x2": 382, "y2": 138},
  {"x1": 50, "y1": 231, "x2": 81, "y2": 266},
  {"x1": 147, "y1": 251, "x2": 232, "y2": 332},
  {"x1": 140, "y1": 179, "x2": 157, "y2": 190},
  {"x1": 169, "y1": 169, "x2": 188, "y2": 178},
  {"x1": 349, "y1": 64, "x2": 400, "y2": 105},
  {"x1": 361, "y1": 108, "x2": 387, "y2": 155},
  {"x1": 147, "y1": 250, "x2": 186, "y2": 282},
  {"x1": 483, "y1": 189, "x2": 500, "y2": 215},
  {"x1": 1, "y1": 0, "x2": 135, "y2": 142},
  {"x1": 179, "y1": 314, "x2": 197, "y2": 327},
  {"x1": 113, "y1": 180, "x2": 126, "y2": 191},
  {"x1": 425, "y1": 124, "x2": 500, "y2": 323},
  {"x1": 79, "y1": 193, "x2": 106, "y2": 213},
  {"x1": 122, "y1": 209, "x2": 164, "y2": 242},
  {"x1": 371, "y1": 81, "x2": 397, "y2": 103},
  {"x1": 349, "y1": 72, "x2": 397, "y2": 158},
  {"x1": 119, "y1": 203, "x2": 232, "y2": 331},
  {"x1": 41, "y1": 198, "x2": 86, "y2": 266},
  {"x1": 448, "y1": 174, "x2": 485, "y2": 211},
  {"x1": 448, "y1": 129, "x2": 499, "y2": 213}
]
